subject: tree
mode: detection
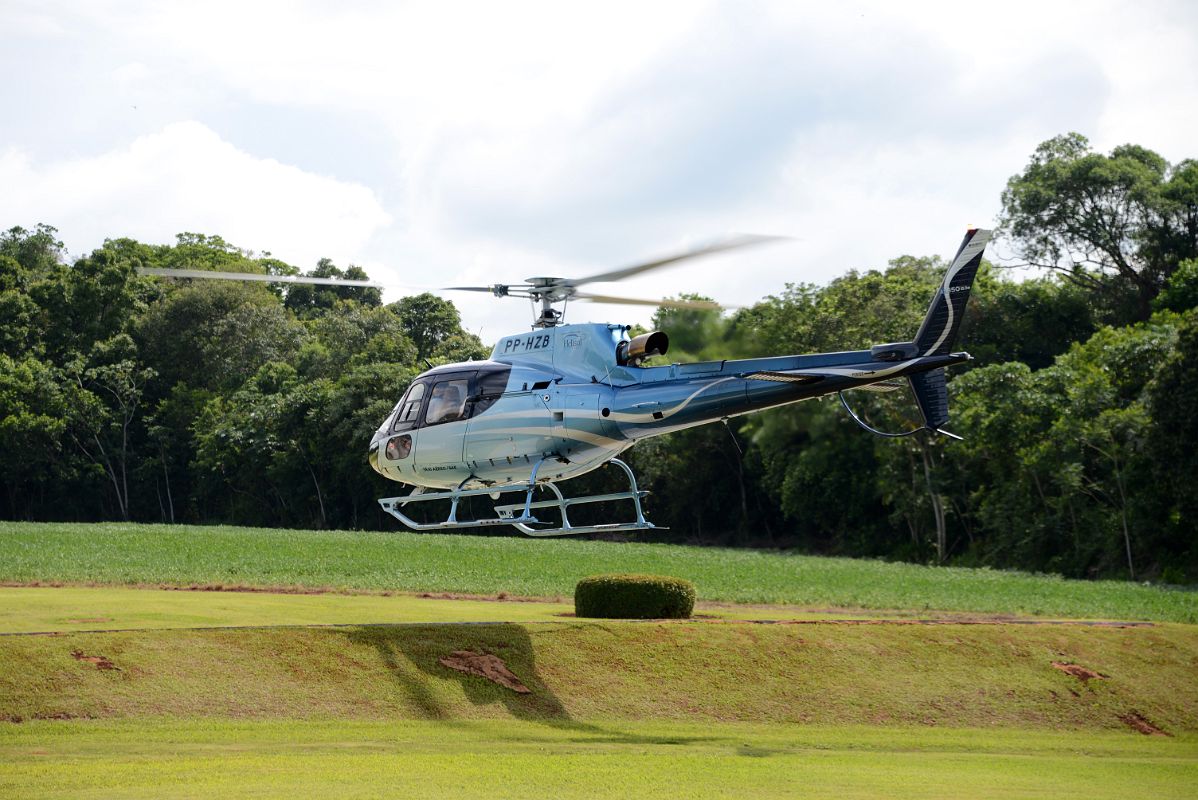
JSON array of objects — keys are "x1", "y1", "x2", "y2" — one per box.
[
  {"x1": 136, "y1": 281, "x2": 302, "y2": 393},
  {"x1": 0, "y1": 255, "x2": 42, "y2": 358},
  {"x1": 1155, "y1": 258, "x2": 1198, "y2": 313},
  {"x1": 0, "y1": 354, "x2": 71, "y2": 518},
  {"x1": 155, "y1": 233, "x2": 255, "y2": 271},
  {"x1": 1145, "y1": 310, "x2": 1198, "y2": 580},
  {"x1": 64, "y1": 336, "x2": 156, "y2": 521},
  {"x1": 0, "y1": 225, "x2": 66, "y2": 358},
  {"x1": 391, "y1": 293, "x2": 467, "y2": 362},
  {"x1": 961, "y1": 276, "x2": 1096, "y2": 370},
  {"x1": 0, "y1": 224, "x2": 64, "y2": 274},
  {"x1": 299, "y1": 302, "x2": 416, "y2": 378},
  {"x1": 284, "y1": 258, "x2": 382, "y2": 317},
  {"x1": 651, "y1": 295, "x2": 725, "y2": 359},
  {"x1": 142, "y1": 384, "x2": 212, "y2": 523},
  {"x1": 948, "y1": 317, "x2": 1178, "y2": 577},
  {"x1": 999, "y1": 134, "x2": 1198, "y2": 320}
]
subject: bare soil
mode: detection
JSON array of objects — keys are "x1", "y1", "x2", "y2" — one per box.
[
  {"x1": 438, "y1": 650, "x2": 531, "y2": 693},
  {"x1": 1051, "y1": 662, "x2": 1107, "y2": 682},
  {"x1": 1120, "y1": 711, "x2": 1170, "y2": 736},
  {"x1": 71, "y1": 649, "x2": 118, "y2": 670}
]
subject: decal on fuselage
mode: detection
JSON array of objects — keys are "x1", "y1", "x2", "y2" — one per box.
[{"x1": 499, "y1": 333, "x2": 553, "y2": 354}]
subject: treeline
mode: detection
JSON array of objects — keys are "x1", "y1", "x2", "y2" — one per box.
[{"x1": 2, "y1": 133, "x2": 1196, "y2": 582}]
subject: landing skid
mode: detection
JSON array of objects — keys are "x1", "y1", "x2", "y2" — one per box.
[{"x1": 377, "y1": 458, "x2": 657, "y2": 537}]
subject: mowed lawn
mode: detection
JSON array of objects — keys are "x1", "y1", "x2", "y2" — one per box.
[
  {"x1": 3, "y1": 522, "x2": 1196, "y2": 622},
  {"x1": 0, "y1": 586, "x2": 864, "y2": 634},
  {"x1": 2, "y1": 720, "x2": 1196, "y2": 800}
]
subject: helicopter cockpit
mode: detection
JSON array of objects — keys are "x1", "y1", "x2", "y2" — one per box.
[{"x1": 369, "y1": 361, "x2": 514, "y2": 473}]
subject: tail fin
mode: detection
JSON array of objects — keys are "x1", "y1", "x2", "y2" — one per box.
[
  {"x1": 912, "y1": 228, "x2": 991, "y2": 357},
  {"x1": 909, "y1": 368, "x2": 949, "y2": 431}
]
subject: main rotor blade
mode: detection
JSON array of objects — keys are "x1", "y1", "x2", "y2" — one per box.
[
  {"x1": 564, "y1": 233, "x2": 787, "y2": 287},
  {"x1": 139, "y1": 267, "x2": 385, "y2": 289},
  {"x1": 573, "y1": 291, "x2": 730, "y2": 310}
]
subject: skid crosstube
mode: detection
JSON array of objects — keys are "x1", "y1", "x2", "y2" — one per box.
[{"x1": 377, "y1": 458, "x2": 657, "y2": 537}]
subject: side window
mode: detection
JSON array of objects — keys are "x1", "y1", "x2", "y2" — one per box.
[
  {"x1": 469, "y1": 368, "x2": 511, "y2": 417},
  {"x1": 390, "y1": 382, "x2": 427, "y2": 433},
  {"x1": 384, "y1": 434, "x2": 412, "y2": 460},
  {"x1": 424, "y1": 378, "x2": 470, "y2": 426}
]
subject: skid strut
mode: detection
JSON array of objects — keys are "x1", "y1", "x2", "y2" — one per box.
[{"x1": 377, "y1": 458, "x2": 656, "y2": 537}]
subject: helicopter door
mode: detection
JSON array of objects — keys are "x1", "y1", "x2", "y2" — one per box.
[{"x1": 412, "y1": 374, "x2": 473, "y2": 482}]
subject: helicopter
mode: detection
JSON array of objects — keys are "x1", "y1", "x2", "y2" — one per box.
[{"x1": 141, "y1": 227, "x2": 991, "y2": 536}]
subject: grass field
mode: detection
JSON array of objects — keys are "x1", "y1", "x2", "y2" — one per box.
[
  {"x1": 0, "y1": 586, "x2": 916, "y2": 635},
  {"x1": 4, "y1": 522, "x2": 1198, "y2": 798},
  {"x1": 4, "y1": 719, "x2": 1196, "y2": 800},
  {"x1": 3, "y1": 521, "x2": 1195, "y2": 621}
]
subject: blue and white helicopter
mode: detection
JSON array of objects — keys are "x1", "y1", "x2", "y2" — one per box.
[{"x1": 364, "y1": 228, "x2": 991, "y2": 536}]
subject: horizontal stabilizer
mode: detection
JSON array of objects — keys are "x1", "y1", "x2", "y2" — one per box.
[
  {"x1": 743, "y1": 371, "x2": 823, "y2": 384},
  {"x1": 855, "y1": 380, "x2": 905, "y2": 393}
]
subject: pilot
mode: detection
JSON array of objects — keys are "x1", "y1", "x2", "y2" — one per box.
[{"x1": 426, "y1": 382, "x2": 466, "y2": 424}]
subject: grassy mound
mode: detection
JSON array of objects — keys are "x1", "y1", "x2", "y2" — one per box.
[
  {"x1": 3, "y1": 618, "x2": 1197, "y2": 733},
  {"x1": 2, "y1": 522, "x2": 1195, "y2": 622}
]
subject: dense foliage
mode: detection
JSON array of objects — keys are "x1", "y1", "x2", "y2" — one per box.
[
  {"x1": 1, "y1": 134, "x2": 1195, "y2": 582},
  {"x1": 574, "y1": 573, "x2": 696, "y2": 619}
]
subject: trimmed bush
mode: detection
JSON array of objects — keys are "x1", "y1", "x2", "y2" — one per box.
[{"x1": 574, "y1": 573, "x2": 696, "y2": 619}]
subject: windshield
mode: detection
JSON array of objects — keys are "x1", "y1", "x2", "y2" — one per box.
[{"x1": 390, "y1": 382, "x2": 428, "y2": 433}]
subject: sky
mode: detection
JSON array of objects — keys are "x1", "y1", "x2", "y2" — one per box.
[{"x1": 2, "y1": 0, "x2": 1196, "y2": 339}]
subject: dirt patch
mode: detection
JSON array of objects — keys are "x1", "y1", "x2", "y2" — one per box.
[
  {"x1": 1051, "y1": 661, "x2": 1107, "y2": 682},
  {"x1": 438, "y1": 650, "x2": 531, "y2": 693},
  {"x1": 1120, "y1": 711, "x2": 1170, "y2": 736},
  {"x1": 71, "y1": 650, "x2": 119, "y2": 670}
]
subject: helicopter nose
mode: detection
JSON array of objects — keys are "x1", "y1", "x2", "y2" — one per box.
[{"x1": 368, "y1": 443, "x2": 382, "y2": 476}]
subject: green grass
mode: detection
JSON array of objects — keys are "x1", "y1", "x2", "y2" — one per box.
[
  {"x1": 0, "y1": 586, "x2": 574, "y2": 633},
  {"x1": 2, "y1": 719, "x2": 1196, "y2": 799},
  {"x1": 3, "y1": 521, "x2": 1196, "y2": 621},
  {"x1": 4, "y1": 619, "x2": 1197, "y2": 731},
  {"x1": 0, "y1": 586, "x2": 863, "y2": 634}
]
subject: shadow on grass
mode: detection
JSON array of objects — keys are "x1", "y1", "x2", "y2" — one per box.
[
  {"x1": 340, "y1": 623, "x2": 566, "y2": 722},
  {"x1": 338, "y1": 622, "x2": 719, "y2": 747}
]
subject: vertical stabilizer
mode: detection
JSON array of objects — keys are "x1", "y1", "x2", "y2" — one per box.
[{"x1": 912, "y1": 228, "x2": 991, "y2": 356}]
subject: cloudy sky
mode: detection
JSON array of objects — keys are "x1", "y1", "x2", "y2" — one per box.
[{"x1": 3, "y1": 1, "x2": 1195, "y2": 337}]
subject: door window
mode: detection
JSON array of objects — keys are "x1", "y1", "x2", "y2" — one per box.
[{"x1": 469, "y1": 367, "x2": 511, "y2": 417}]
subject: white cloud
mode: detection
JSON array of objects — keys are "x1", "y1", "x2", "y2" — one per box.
[
  {"x1": 0, "y1": 121, "x2": 391, "y2": 267},
  {"x1": 3, "y1": 0, "x2": 1196, "y2": 339}
]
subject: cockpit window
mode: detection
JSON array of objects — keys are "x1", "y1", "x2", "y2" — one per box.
[
  {"x1": 424, "y1": 378, "x2": 470, "y2": 426},
  {"x1": 390, "y1": 382, "x2": 427, "y2": 433}
]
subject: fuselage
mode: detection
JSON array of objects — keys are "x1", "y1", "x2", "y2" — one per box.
[{"x1": 368, "y1": 322, "x2": 967, "y2": 490}]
